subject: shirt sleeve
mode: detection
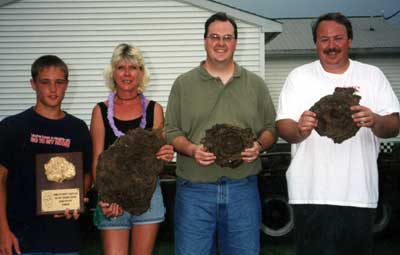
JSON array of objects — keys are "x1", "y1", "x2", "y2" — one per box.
[
  {"x1": 0, "y1": 117, "x2": 15, "y2": 170},
  {"x1": 276, "y1": 70, "x2": 304, "y2": 122},
  {"x1": 373, "y1": 68, "x2": 400, "y2": 115},
  {"x1": 165, "y1": 78, "x2": 186, "y2": 144},
  {"x1": 259, "y1": 80, "x2": 277, "y2": 138}
]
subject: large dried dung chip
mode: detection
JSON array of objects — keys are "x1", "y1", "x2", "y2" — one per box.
[
  {"x1": 96, "y1": 128, "x2": 165, "y2": 215},
  {"x1": 201, "y1": 124, "x2": 254, "y2": 168},
  {"x1": 310, "y1": 87, "x2": 361, "y2": 144}
]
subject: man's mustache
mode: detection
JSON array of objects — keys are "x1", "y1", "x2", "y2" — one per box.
[{"x1": 324, "y1": 48, "x2": 341, "y2": 54}]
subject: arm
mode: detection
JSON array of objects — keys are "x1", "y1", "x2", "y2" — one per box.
[
  {"x1": 370, "y1": 113, "x2": 400, "y2": 138},
  {"x1": 153, "y1": 103, "x2": 174, "y2": 162},
  {"x1": 351, "y1": 105, "x2": 400, "y2": 138},
  {"x1": 276, "y1": 110, "x2": 317, "y2": 144},
  {"x1": 171, "y1": 136, "x2": 216, "y2": 166},
  {"x1": 241, "y1": 77, "x2": 278, "y2": 162},
  {"x1": 153, "y1": 102, "x2": 164, "y2": 130},
  {"x1": 256, "y1": 129, "x2": 277, "y2": 152},
  {"x1": 0, "y1": 164, "x2": 20, "y2": 255},
  {"x1": 90, "y1": 105, "x2": 105, "y2": 183},
  {"x1": 241, "y1": 130, "x2": 277, "y2": 163},
  {"x1": 89, "y1": 105, "x2": 122, "y2": 217},
  {"x1": 165, "y1": 79, "x2": 215, "y2": 166}
]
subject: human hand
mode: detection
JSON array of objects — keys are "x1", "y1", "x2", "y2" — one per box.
[
  {"x1": 53, "y1": 209, "x2": 80, "y2": 220},
  {"x1": 351, "y1": 105, "x2": 376, "y2": 128},
  {"x1": 298, "y1": 110, "x2": 318, "y2": 139},
  {"x1": 53, "y1": 197, "x2": 90, "y2": 220},
  {"x1": 0, "y1": 228, "x2": 20, "y2": 255},
  {"x1": 98, "y1": 201, "x2": 123, "y2": 218},
  {"x1": 156, "y1": 144, "x2": 174, "y2": 162},
  {"x1": 192, "y1": 144, "x2": 216, "y2": 166},
  {"x1": 241, "y1": 141, "x2": 261, "y2": 163}
]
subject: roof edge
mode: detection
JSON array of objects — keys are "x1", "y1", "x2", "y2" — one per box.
[
  {"x1": 0, "y1": 0, "x2": 18, "y2": 7},
  {"x1": 179, "y1": 0, "x2": 282, "y2": 33}
]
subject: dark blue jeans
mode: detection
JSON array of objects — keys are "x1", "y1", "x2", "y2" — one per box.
[
  {"x1": 174, "y1": 175, "x2": 261, "y2": 255},
  {"x1": 293, "y1": 204, "x2": 376, "y2": 255}
]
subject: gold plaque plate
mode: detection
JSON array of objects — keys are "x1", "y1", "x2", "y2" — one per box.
[{"x1": 35, "y1": 152, "x2": 84, "y2": 215}]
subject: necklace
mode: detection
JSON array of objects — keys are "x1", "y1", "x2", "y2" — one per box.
[
  {"x1": 107, "y1": 92, "x2": 147, "y2": 137},
  {"x1": 115, "y1": 93, "x2": 139, "y2": 101}
]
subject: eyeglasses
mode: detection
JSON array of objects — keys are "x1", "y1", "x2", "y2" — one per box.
[{"x1": 206, "y1": 34, "x2": 235, "y2": 43}]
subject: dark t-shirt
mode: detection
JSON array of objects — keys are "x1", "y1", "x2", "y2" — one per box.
[
  {"x1": 0, "y1": 107, "x2": 92, "y2": 253},
  {"x1": 97, "y1": 100, "x2": 155, "y2": 150}
]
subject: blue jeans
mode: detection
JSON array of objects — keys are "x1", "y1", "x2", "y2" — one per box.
[{"x1": 174, "y1": 175, "x2": 261, "y2": 255}]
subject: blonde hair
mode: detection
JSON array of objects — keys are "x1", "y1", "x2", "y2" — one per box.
[{"x1": 104, "y1": 43, "x2": 150, "y2": 93}]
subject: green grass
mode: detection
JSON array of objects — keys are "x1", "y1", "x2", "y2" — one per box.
[{"x1": 81, "y1": 224, "x2": 400, "y2": 255}]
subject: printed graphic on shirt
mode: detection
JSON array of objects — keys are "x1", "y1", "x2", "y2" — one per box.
[{"x1": 30, "y1": 133, "x2": 71, "y2": 148}]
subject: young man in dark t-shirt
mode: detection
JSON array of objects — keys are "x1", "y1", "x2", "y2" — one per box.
[{"x1": 0, "y1": 55, "x2": 92, "y2": 255}]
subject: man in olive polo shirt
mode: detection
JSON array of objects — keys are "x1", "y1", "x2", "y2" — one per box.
[{"x1": 165, "y1": 12, "x2": 277, "y2": 255}]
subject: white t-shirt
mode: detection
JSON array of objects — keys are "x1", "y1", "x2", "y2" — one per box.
[{"x1": 276, "y1": 59, "x2": 400, "y2": 208}]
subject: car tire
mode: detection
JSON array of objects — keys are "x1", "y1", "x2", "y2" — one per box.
[
  {"x1": 373, "y1": 198, "x2": 393, "y2": 238},
  {"x1": 260, "y1": 195, "x2": 294, "y2": 240}
]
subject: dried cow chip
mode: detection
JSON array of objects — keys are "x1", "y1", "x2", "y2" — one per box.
[
  {"x1": 44, "y1": 156, "x2": 76, "y2": 183},
  {"x1": 96, "y1": 128, "x2": 165, "y2": 215},
  {"x1": 201, "y1": 124, "x2": 254, "y2": 168},
  {"x1": 310, "y1": 87, "x2": 361, "y2": 144}
]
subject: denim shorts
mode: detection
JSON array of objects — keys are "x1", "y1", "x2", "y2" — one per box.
[{"x1": 94, "y1": 180, "x2": 165, "y2": 229}]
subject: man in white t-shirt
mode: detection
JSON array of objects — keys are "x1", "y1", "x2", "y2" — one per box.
[{"x1": 276, "y1": 12, "x2": 400, "y2": 255}]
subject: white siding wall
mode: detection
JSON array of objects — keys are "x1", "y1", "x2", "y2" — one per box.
[
  {"x1": 265, "y1": 55, "x2": 316, "y2": 107},
  {"x1": 0, "y1": 0, "x2": 264, "y2": 124}
]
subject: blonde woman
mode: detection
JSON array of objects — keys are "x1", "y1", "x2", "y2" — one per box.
[{"x1": 90, "y1": 43, "x2": 173, "y2": 255}]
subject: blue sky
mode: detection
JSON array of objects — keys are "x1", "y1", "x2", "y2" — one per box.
[{"x1": 216, "y1": 0, "x2": 400, "y2": 26}]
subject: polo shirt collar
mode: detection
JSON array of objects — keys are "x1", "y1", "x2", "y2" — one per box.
[{"x1": 198, "y1": 61, "x2": 242, "y2": 81}]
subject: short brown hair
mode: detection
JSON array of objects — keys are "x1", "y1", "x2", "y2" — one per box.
[
  {"x1": 31, "y1": 55, "x2": 68, "y2": 81},
  {"x1": 312, "y1": 12, "x2": 353, "y2": 43},
  {"x1": 204, "y1": 12, "x2": 238, "y2": 39}
]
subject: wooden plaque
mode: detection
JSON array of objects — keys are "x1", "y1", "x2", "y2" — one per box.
[{"x1": 35, "y1": 152, "x2": 84, "y2": 215}]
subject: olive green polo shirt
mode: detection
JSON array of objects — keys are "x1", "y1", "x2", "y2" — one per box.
[{"x1": 165, "y1": 62, "x2": 276, "y2": 182}]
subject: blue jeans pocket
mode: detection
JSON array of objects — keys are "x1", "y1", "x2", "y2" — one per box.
[{"x1": 176, "y1": 177, "x2": 192, "y2": 188}]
